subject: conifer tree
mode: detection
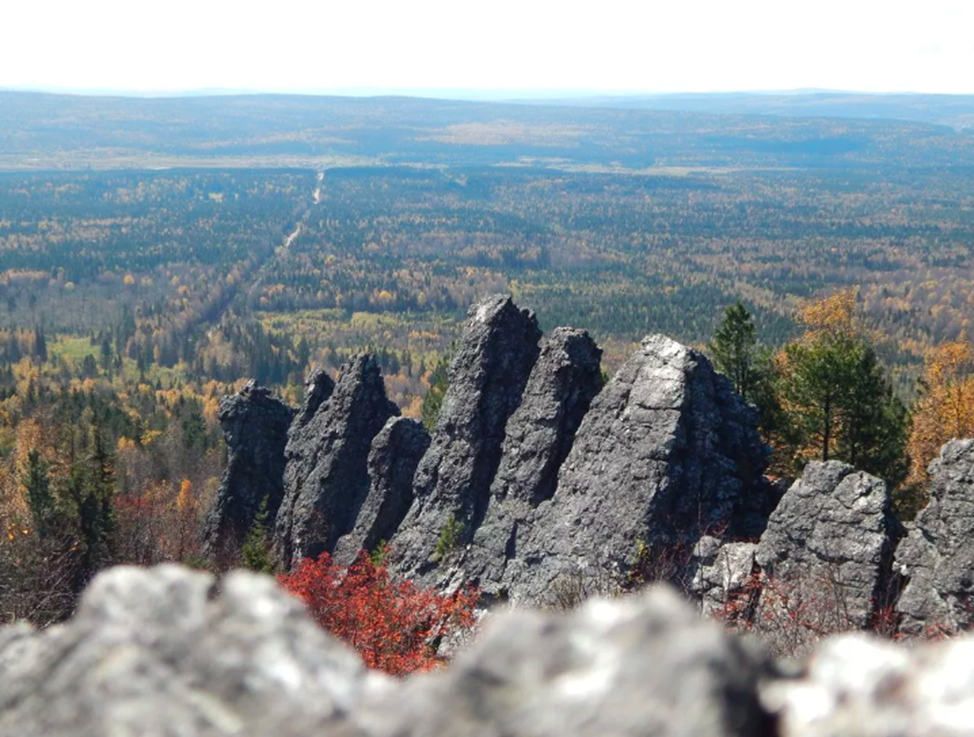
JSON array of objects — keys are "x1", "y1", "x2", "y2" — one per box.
[{"x1": 710, "y1": 302, "x2": 758, "y2": 401}]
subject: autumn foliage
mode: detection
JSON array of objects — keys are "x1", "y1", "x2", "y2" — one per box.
[
  {"x1": 908, "y1": 341, "x2": 974, "y2": 486},
  {"x1": 278, "y1": 550, "x2": 478, "y2": 676}
]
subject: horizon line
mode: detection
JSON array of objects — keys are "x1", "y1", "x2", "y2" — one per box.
[{"x1": 3, "y1": 85, "x2": 974, "y2": 101}]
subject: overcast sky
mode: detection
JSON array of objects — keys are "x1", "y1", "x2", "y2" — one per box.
[{"x1": 4, "y1": 0, "x2": 974, "y2": 96}]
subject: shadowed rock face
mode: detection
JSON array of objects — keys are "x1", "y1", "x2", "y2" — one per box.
[
  {"x1": 275, "y1": 354, "x2": 399, "y2": 567},
  {"x1": 390, "y1": 295, "x2": 542, "y2": 581},
  {"x1": 755, "y1": 461, "x2": 899, "y2": 630},
  {"x1": 896, "y1": 439, "x2": 974, "y2": 635},
  {"x1": 462, "y1": 327, "x2": 603, "y2": 594},
  {"x1": 202, "y1": 382, "x2": 295, "y2": 557},
  {"x1": 496, "y1": 334, "x2": 768, "y2": 605},
  {"x1": 332, "y1": 417, "x2": 431, "y2": 566}
]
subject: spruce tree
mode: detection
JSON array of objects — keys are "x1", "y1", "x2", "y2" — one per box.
[{"x1": 710, "y1": 302, "x2": 758, "y2": 401}]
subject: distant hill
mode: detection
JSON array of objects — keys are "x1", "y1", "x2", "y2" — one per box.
[
  {"x1": 2, "y1": 89, "x2": 974, "y2": 171},
  {"x1": 533, "y1": 91, "x2": 974, "y2": 130}
]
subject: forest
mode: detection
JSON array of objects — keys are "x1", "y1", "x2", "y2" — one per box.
[{"x1": 3, "y1": 91, "x2": 974, "y2": 636}]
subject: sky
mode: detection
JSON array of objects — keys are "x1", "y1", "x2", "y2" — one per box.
[{"x1": 3, "y1": 0, "x2": 974, "y2": 97}]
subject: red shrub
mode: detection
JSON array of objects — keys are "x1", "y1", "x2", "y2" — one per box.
[{"x1": 278, "y1": 550, "x2": 478, "y2": 676}]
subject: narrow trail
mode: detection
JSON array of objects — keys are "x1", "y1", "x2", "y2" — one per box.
[{"x1": 245, "y1": 171, "x2": 323, "y2": 303}]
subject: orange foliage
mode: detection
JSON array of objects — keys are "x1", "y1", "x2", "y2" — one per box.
[
  {"x1": 279, "y1": 551, "x2": 478, "y2": 676},
  {"x1": 798, "y1": 286, "x2": 860, "y2": 336},
  {"x1": 908, "y1": 341, "x2": 974, "y2": 485}
]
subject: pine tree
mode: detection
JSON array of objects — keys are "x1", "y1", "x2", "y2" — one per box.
[
  {"x1": 710, "y1": 302, "x2": 758, "y2": 401},
  {"x1": 240, "y1": 497, "x2": 276, "y2": 574},
  {"x1": 22, "y1": 449, "x2": 55, "y2": 538},
  {"x1": 421, "y1": 354, "x2": 451, "y2": 432}
]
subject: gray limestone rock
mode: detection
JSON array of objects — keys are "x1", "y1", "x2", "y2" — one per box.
[
  {"x1": 690, "y1": 536, "x2": 759, "y2": 617},
  {"x1": 358, "y1": 586, "x2": 774, "y2": 737},
  {"x1": 202, "y1": 382, "x2": 295, "y2": 558},
  {"x1": 895, "y1": 439, "x2": 974, "y2": 635},
  {"x1": 463, "y1": 327, "x2": 603, "y2": 595},
  {"x1": 390, "y1": 295, "x2": 541, "y2": 580},
  {"x1": 0, "y1": 565, "x2": 377, "y2": 737},
  {"x1": 275, "y1": 354, "x2": 399, "y2": 567},
  {"x1": 333, "y1": 417, "x2": 431, "y2": 565},
  {"x1": 498, "y1": 334, "x2": 767, "y2": 605},
  {"x1": 294, "y1": 368, "x2": 335, "y2": 428},
  {"x1": 755, "y1": 461, "x2": 898, "y2": 631},
  {"x1": 763, "y1": 633, "x2": 974, "y2": 737}
]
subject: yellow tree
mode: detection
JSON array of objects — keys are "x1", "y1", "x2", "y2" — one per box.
[{"x1": 908, "y1": 341, "x2": 974, "y2": 486}]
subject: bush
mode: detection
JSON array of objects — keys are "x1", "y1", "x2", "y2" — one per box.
[{"x1": 278, "y1": 550, "x2": 477, "y2": 675}]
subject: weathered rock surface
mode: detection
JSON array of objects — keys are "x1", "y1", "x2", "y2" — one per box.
[
  {"x1": 690, "y1": 535, "x2": 759, "y2": 617},
  {"x1": 463, "y1": 327, "x2": 603, "y2": 594},
  {"x1": 390, "y1": 295, "x2": 542, "y2": 580},
  {"x1": 276, "y1": 354, "x2": 399, "y2": 567},
  {"x1": 755, "y1": 461, "x2": 898, "y2": 630},
  {"x1": 202, "y1": 382, "x2": 295, "y2": 557},
  {"x1": 763, "y1": 633, "x2": 974, "y2": 737},
  {"x1": 895, "y1": 439, "x2": 974, "y2": 635},
  {"x1": 294, "y1": 368, "x2": 335, "y2": 428},
  {"x1": 333, "y1": 417, "x2": 431, "y2": 565},
  {"x1": 0, "y1": 565, "x2": 377, "y2": 737},
  {"x1": 497, "y1": 334, "x2": 768, "y2": 605},
  {"x1": 10, "y1": 564, "x2": 974, "y2": 737},
  {"x1": 360, "y1": 586, "x2": 774, "y2": 737}
]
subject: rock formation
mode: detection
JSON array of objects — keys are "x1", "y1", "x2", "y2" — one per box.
[
  {"x1": 333, "y1": 417, "x2": 431, "y2": 565},
  {"x1": 690, "y1": 535, "x2": 758, "y2": 617},
  {"x1": 0, "y1": 565, "x2": 376, "y2": 737},
  {"x1": 895, "y1": 439, "x2": 974, "y2": 634},
  {"x1": 10, "y1": 564, "x2": 974, "y2": 737},
  {"x1": 496, "y1": 334, "x2": 768, "y2": 605},
  {"x1": 275, "y1": 354, "x2": 399, "y2": 567},
  {"x1": 360, "y1": 586, "x2": 774, "y2": 737},
  {"x1": 294, "y1": 368, "x2": 335, "y2": 428},
  {"x1": 202, "y1": 382, "x2": 295, "y2": 557},
  {"x1": 390, "y1": 294, "x2": 542, "y2": 580},
  {"x1": 463, "y1": 327, "x2": 603, "y2": 595},
  {"x1": 755, "y1": 461, "x2": 898, "y2": 630},
  {"x1": 763, "y1": 633, "x2": 974, "y2": 737}
]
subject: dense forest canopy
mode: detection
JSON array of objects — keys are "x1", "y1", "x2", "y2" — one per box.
[{"x1": 4, "y1": 90, "x2": 974, "y2": 621}]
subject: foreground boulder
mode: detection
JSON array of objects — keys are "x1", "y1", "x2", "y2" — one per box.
[
  {"x1": 0, "y1": 565, "x2": 376, "y2": 737},
  {"x1": 763, "y1": 633, "x2": 974, "y2": 737},
  {"x1": 896, "y1": 439, "x2": 974, "y2": 635},
  {"x1": 755, "y1": 462, "x2": 898, "y2": 632},
  {"x1": 275, "y1": 355, "x2": 399, "y2": 567},
  {"x1": 360, "y1": 587, "x2": 774, "y2": 737},
  {"x1": 498, "y1": 334, "x2": 768, "y2": 605},
  {"x1": 9, "y1": 564, "x2": 974, "y2": 737},
  {"x1": 391, "y1": 295, "x2": 542, "y2": 581},
  {"x1": 464, "y1": 327, "x2": 603, "y2": 595},
  {"x1": 333, "y1": 417, "x2": 431, "y2": 566},
  {"x1": 202, "y1": 382, "x2": 295, "y2": 557}
]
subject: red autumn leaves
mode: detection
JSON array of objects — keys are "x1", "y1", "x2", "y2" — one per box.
[{"x1": 278, "y1": 550, "x2": 478, "y2": 676}]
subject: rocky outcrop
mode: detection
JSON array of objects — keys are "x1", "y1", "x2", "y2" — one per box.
[
  {"x1": 0, "y1": 565, "x2": 377, "y2": 737},
  {"x1": 496, "y1": 334, "x2": 768, "y2": 605},
  {"x1": 763, "y1": 633, "x2": 974, "y2": 737},
  {"x1": 755, "y1": 462, "x2": 898, "y2": 630},
  {"x1": 10, "y1": 564, "x2": 974, "y2": 737},
  {"x1": 333, "y1": 417, "x2": 431, "y2": 565},
  {"x1": 895, "y1": 439, "x2": 974, "y2": 635},
  {"x1": 275, "y1": 354, "x2": 399, "y2": 567},
  {"x1": 360, "y1": 586, "x2": 774, "y2": 737},
  {"x1": 294, "y1": 368, "x2": 335, "y2": 428},
  {"x1": 202, "y1": 382, "x2": 295, "y2": 557},
  {"x1": 390, "y1": 295, "x2": 542, "y2": 580},
  {"x1": 462, "y1": 327, "x2": 603, "y2": 595},
  {"x1": 690, "y1": 536, "x2": 759, "y2": 617}
]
